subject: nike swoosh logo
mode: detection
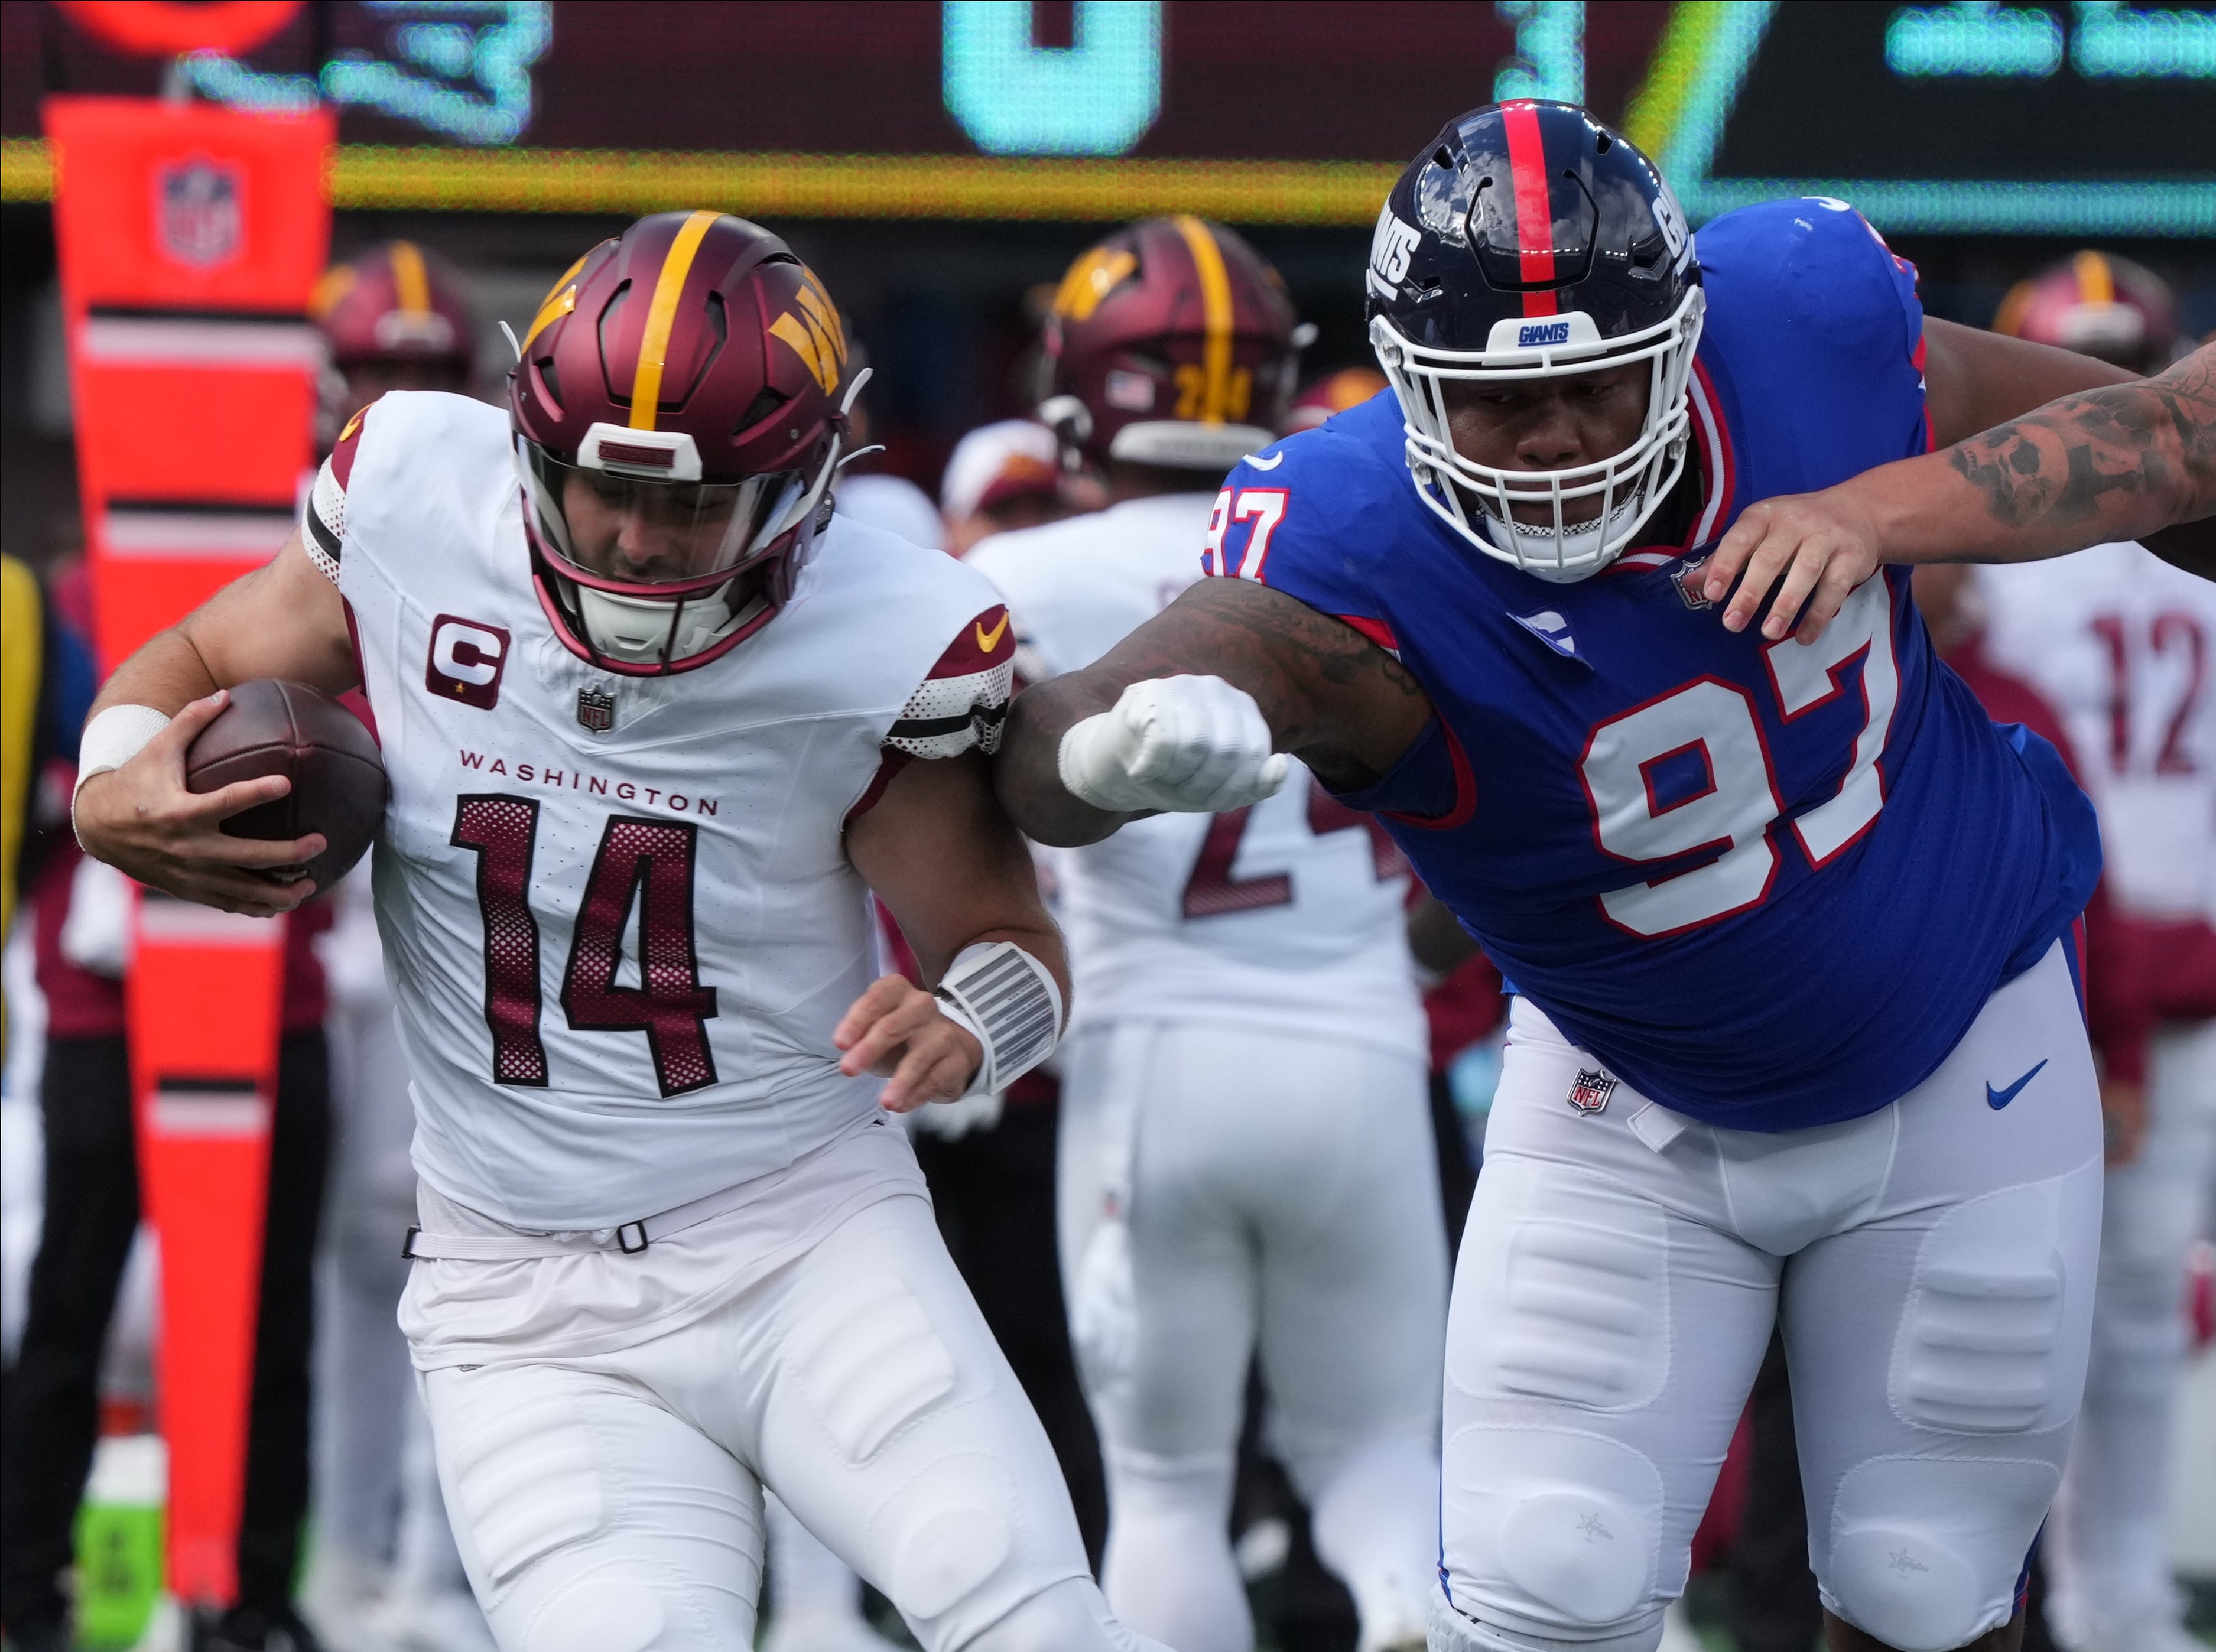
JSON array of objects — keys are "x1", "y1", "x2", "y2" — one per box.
[
  {"x1": 1243, "y1": 450, "x2": 1285, "y2": 470},
  {"x1": 1986, "y1": 1059, "x2": 2048, "y2": 1110},
  {"x1": 975, "y1": 612, "x2": 1010, "y2": 652}
]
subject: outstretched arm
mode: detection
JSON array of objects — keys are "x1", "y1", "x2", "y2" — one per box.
[
  {"x1": 1702, "y1": 337, "x2": 2216, "y2": 643},
  {"x1": 995, "y1": 577, "x2": 1435, "y2": 846}
]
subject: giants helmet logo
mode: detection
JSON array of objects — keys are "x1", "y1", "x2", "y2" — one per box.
[
  {"x1": 1367, "y1": 210, "x2": 1421, "y2": 300},
  {"x1": 426, "y1": 616, "x2": 509, "y2": 710}
]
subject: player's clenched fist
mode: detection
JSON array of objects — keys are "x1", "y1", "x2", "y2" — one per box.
[
  {"x1": 1057, "y1": 675, "x2": 1289, "y2": 814},
  {"x1": 834, "y1": 974, "x2": 986, "y2": 1113},
  {"x1": 72, "y1": 691, "x2": 325, "y2": 918},
  {"x1": 1702, "y1": 487, "x2": 1886, "y2": 644}
]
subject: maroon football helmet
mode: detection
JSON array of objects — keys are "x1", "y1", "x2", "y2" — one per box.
[
  {"x1": 509, "y1": 211, "x2": 854, "y2": 674},
  {"x1": 1994, "y1": 251, "x2": 2180, "y2": 375},
  {"x1": 312, "y1": 240, "x2": 476, "y2": 445},
  {"x1": 1037, "y1": 216, "x2": 1307, "y2": 473}
]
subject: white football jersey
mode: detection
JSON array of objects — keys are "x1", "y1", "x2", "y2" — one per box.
[
  {"x1": 1979, "y1": 544, "x2": 2216, "y2": 923},
  {"x1": 967, "y1": 493, "x2": 1424, "y2": 1056},
  {"x1": 308, "y1": 392, "x2": 1013, "y2": 1228}
]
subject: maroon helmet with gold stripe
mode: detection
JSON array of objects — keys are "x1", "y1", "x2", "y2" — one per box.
[
  {"x1": 509, "y1": 210, "x2": 854, "y2": 675},
  {"x1": 312, "y1": 240, "x2": 476, "y2": 448},
  {"x1": 314, "y1": 240, "x2": 476, "y2": 370},
  {"x1": 1037, "y1": 216, "x2": 1305, "y2": 473},
  {"x1": 1994, "y1": 251, "x2": 2180, "y2": 376}
]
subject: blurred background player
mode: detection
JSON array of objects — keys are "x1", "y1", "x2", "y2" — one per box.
[
  {"x1": 939, "y1": 419, "x2": 1077, "y2": 557},
  {"x1": 310, "y1": 240, "x2": 477, "y2": 450},
  {"x1": 2, "y1": 553, "x2": 94, "y2": 998},
  {"x1": 1, "y1": 558, "x2": 333, "y2": 1652},
  {"x1": 1281, "y1": 368, "x2": 1388, "y2": 438},
  {"x1": 1978, "y1": 252, "x2": 2216, "y2": 1652},
  {"x1": 969, "y1": 217, "x2": 1446, "y2": 1652},
  {"x1": 832, "y1": 343, "x2": 948, "y2": 552},
  {"x1": 298, "y1": 239, "x2": 490, "y2": 1652}
]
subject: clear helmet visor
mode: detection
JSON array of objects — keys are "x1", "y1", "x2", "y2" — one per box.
[
  {"x1": 525, "y1": 449, "x2": 807, "y2": 587},
  {"x1": 515, "y1": 433, "x2": 834, "y2": 670}
]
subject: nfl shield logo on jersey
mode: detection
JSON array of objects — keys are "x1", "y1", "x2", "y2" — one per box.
[
  {"x1": 576, "y1": 686, "x2": 616, "y2": 733},
  {"x1": 154, "y1": 156, "x2": 243, "y2": 269},
  {"x1": 1567, "y1": 1068, "x2": 1617, "y2": 1116},
  {"x1": 1671, "y1": 555, "x2": 1715, "y2": 611}
]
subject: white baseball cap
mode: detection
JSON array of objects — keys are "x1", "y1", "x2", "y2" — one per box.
[{"x1": 940, "y1": 419, "x2": 1062, "y2": 525}]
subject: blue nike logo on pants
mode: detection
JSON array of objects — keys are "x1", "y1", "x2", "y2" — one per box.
[{"x1": 1987, "y1": 1059, "x2": 2048, "y2": 1110}]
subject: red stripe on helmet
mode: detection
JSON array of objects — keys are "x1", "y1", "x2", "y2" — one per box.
[{"x1": 1500, "y1": 101, "x2": 1558, "y2": 318}]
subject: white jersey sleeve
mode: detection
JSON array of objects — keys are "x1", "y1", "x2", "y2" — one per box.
[
  {"x1": 882, "y1": 601, "x2": 1014, "y2": 760},
  {"x1": 299, "y1": 402, "x2": 372, "y2": 586},
  {"x1": 1978, "y1": 545, "x2": 2216, "y2": 923},
  {"x1": 327, "y1": 390, "x2": 1015, "y2": 1228},
  {"x1": 969, "y1": 495, "x2": 1425, "y2": 1059}
]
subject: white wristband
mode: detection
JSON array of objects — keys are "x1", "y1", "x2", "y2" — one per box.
[
  {"x1": 72, "y1": 704, "x2": 173, "y2": 845},
  {"x1": 74, "y1": 704, "x2": 173, "y2": 792},
  {"x1": 934, "y1": 941, "x2": 1064, "y2": 1100}
]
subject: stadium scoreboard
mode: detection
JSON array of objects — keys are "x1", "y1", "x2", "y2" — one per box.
[{"x1": 1, "y1": 1, "x2": 2209, "y2": 232}]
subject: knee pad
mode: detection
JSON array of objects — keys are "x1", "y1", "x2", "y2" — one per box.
[
  {"x1": 1893, "y1": 1176, "x2": 2093, "y2": 1437},
  {"x1": 1427, "y1": 1591, "x2": 1662, "y2": 1652},
  {"x1": 1821, "y1": 1456, "x2": 2057, "y2": 1652},
  {"x1": 1441, "y1": 1426, "x2": 1662, "y2": 1637}
]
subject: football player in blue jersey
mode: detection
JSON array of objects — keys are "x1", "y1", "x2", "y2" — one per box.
[{"x1": 993, "y1": 100, "x2": 2211, "y2": 1652}]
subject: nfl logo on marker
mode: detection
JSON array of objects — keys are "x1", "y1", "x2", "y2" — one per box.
[
  {"x1": 576, "y1": 687, "x2": 616, "y2": 733},
  {"x1": 1567, "y1": 1068, "x2": 1617, "y2": 1115},
  {"x1": 154, "y1": 155, "x2": 243, "y2": 269}
]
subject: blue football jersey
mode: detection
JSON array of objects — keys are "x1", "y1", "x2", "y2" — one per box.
[{"x1": 1205, "y1": 199, "x2": 2100, "y2": 1131}]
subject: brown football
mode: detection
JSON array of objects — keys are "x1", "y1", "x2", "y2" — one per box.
[{"x1": 184, "y1": 679, "x2": 388, "y2": 893}]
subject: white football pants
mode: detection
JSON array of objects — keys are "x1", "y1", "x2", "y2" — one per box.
[
  {"x1": 2045, "y1": 1017, "x2": 2216, "y2": 1640},
  {"x1": 1433, "y1": 943, "x2": 2103, "y2": 1652},
  {"x1": 1060, "y1": 1021, "x2": 1448, "y2": 1652},
  {"x1": 419, "y1": 1189, "x2": 1165, "y2": 1652}
]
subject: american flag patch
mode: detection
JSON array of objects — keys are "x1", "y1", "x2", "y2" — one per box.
[{"x1": 1567, "y1": 1068, "x2": 1617, "y2": 1116}]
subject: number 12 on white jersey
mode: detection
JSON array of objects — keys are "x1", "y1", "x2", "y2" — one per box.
[{"x1": 1581, "y1": 575, "x2": 1901, "y2": 938}]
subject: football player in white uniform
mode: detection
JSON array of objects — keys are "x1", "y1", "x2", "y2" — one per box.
[
  {"x1": 970, "y1": 219, "x2": 1447, "y2": 1652},
  {"x1": 70, "y1": 212, "x2": 1167, "y2": 1652},
  {"x1": 1977, "y1": 255, "x2": 2216, "y2": 1652}
]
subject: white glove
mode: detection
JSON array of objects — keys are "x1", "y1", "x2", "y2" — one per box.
[
  {"x1": 1057, "y1": 676, "x2": 1289, "y2": 814},
  {"x1": 905, "y1": 1087, "x2": 1005, "y2": 1141},
  {"x1": 1069, "y1": 1214, "x2": 1138, "y2": 1390}
]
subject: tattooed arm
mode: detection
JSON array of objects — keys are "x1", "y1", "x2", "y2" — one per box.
[
  {"x1": 995, "y1": 577, "x2": 1435, "y2": 846},
  {"x1": 1700, "y1": 341, "x2": 2216, "y2": 643}
]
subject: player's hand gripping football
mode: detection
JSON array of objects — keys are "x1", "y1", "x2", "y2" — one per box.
[
  {"x1": 1057, "y1": 674, "x2": 1290, "y2": 814},
  {"x1": 1701, "y1": 486, "x2": 1887, "y2": 645},
  {"x1": 72, "y1": 690, "x2": 326, "y2": 918},
  {"x1": 834, "y1": 974, "x2": 986, "y2": 1113}
]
